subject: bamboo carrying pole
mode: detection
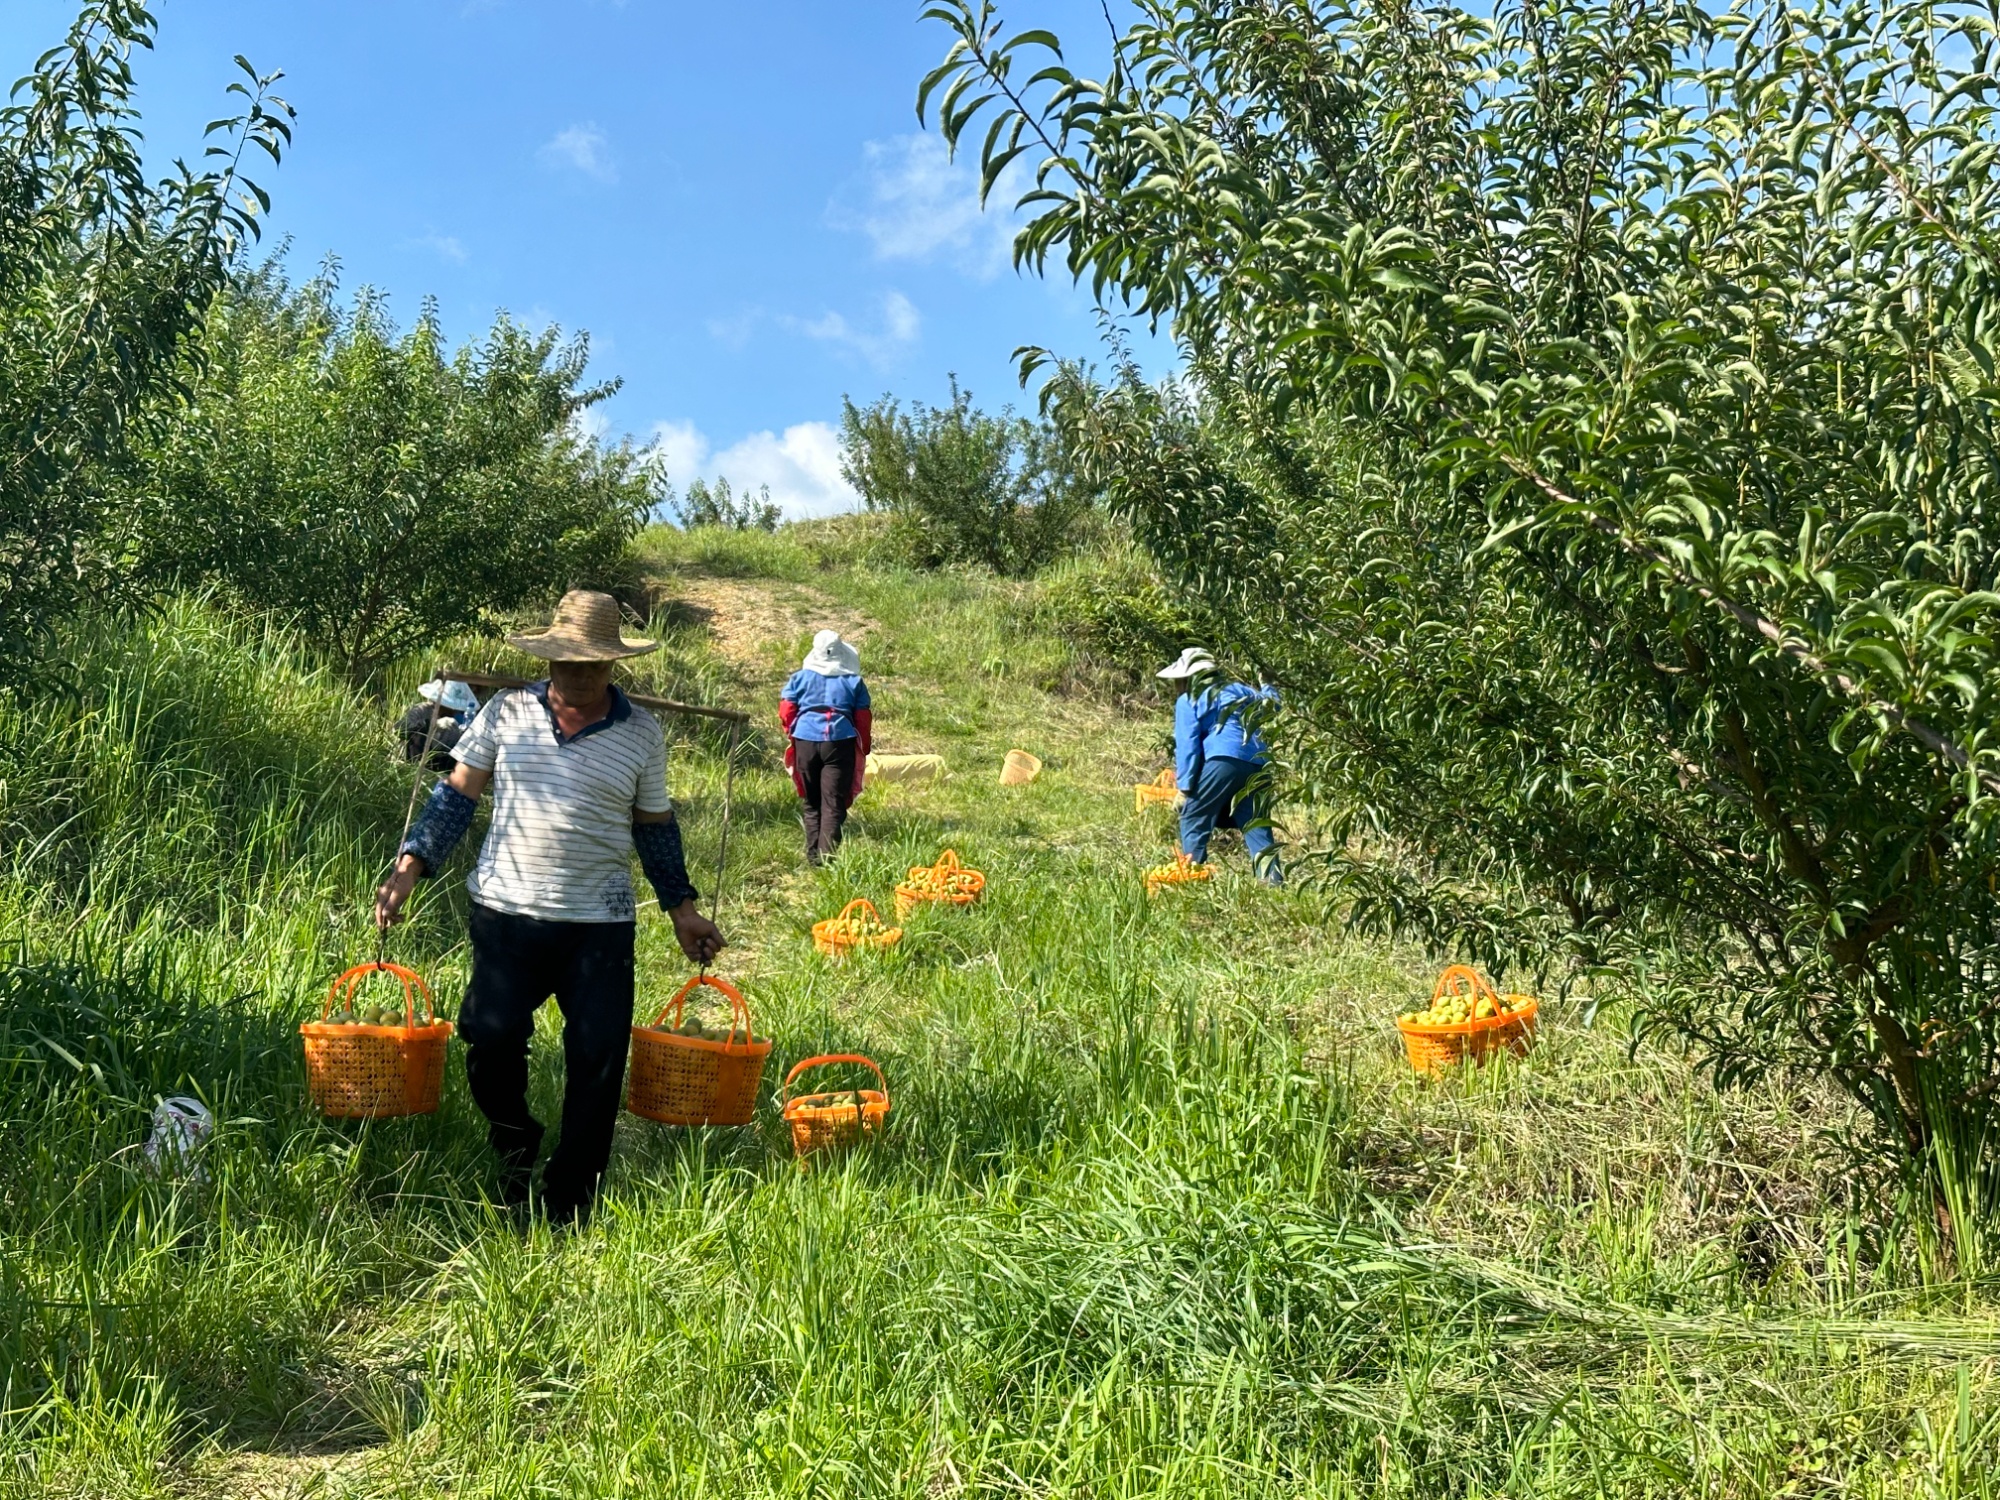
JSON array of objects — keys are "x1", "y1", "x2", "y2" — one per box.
[{"x1": 437, "y1": 669, "x2": 752, "y2": 725}]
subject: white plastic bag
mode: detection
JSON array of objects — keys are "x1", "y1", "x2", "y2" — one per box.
[{"x1": 142, "y1": 1095, "x2": 212, "y2": 1183}]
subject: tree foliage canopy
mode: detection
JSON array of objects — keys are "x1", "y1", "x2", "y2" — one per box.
[
  {"x1": 840, "y1": 380, "x2": 1095, "y2": 574},
  {"x1": 0, "y1": 0, "x2": 289, "y2": 683},
  {"x1": 927, "y1": 0, "x2": 2000, "y2": 1238},
  {"x1": 137, "y1": 270, "x2": 653, "y2": 684}
]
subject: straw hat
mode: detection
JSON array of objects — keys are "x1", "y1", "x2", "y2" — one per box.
[{"x1": 506, "y1": 590, "x2": 658, "y2": 661}]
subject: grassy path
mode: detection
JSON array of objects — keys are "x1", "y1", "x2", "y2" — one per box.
[{"x1": 5, "y1": 528, "x2": 2000, "y2": 1497}]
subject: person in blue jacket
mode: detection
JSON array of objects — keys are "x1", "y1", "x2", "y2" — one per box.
[
  {"x1": 778, "y1": 630, "x2": 872, "y2": 865},
  {"x1": 1158, "y1": 648, "x2": 1282, "y2": 886}
]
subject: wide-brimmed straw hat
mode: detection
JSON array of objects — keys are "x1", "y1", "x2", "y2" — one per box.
[
  {"x1": 1156, "y1": 647, "x2": 1215, "y2": 681},
  {"x1": 507, "y1": 590, "x2": 658, "y2": 662}
]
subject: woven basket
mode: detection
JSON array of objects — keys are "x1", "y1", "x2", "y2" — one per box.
[
  {"x1": 893, "y1": 848, "x2": 986, "y2": 919},
  {"x1": 1395, "y1": 965, "x2": 1539, "y2": 1073},
  {"x1": 628, "y1": 974, "x2": 772, "y2": 1126},
  {"x1": 1133, "y1": 768, "x2": 1182, "y2": 812},
  {"x1": 1000, "y1": 749, "x2": 1042, "y2": 786},
  {"x1": 812, "y1": 898, "x2": 902, "y2": 957},
  {"x1": 1144, "y1": 852, "x2": 1212, "y2": 897},
  {"x1": 301, "y1": 962, "x2": 453, "y2": 1119},
  {"x1": 780, "y1": 1053, "x2": 890, "y2": 1158}
]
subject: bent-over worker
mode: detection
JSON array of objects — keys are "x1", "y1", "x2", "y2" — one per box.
[
  {"x1": 399, "y1": 678, "x2": 481, "y2": 771},
  {"x1": 1158, "y1": 647, "x2": 1283, "y2": 887},
  {"x1": 778, "y1": 629, "x2": 871, "y2": 865},
  {"x1": 376, "y1": 590, "x2": 723, "y2": 1226}
]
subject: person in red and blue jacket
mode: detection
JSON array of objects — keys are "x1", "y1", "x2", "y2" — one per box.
[
  {"x1": 1158, "y1": 647, "x2": 1283, "y2": 886},
  {"x1": 779, "y1": 630, "x2": 872, "y2": 864}
]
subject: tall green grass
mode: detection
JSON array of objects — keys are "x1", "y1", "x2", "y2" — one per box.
[{"x1": 4, "y1": 565, "x2": 2000, "y2": 1497}]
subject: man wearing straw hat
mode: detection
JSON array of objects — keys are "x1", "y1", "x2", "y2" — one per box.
[{"x1": 375, "y1": 590, "x2": 724, "y2": 1226}]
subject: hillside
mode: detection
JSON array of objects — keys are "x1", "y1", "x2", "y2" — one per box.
[{"x1": 3, "y1": 526, "x2": 1998, "y2": 1498}]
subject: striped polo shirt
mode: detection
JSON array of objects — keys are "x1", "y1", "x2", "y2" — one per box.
[{"x1": 451, "y1": 683, "x2": 670, "y2": 923}]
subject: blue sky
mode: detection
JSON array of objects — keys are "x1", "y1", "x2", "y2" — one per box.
[{"x1": 2, "y1": 1, "x2": 1159, "y2": 516}]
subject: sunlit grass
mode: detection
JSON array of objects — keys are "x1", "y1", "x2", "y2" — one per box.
[{"x1": 3, "y1": 545, "x2": 1999, "y2": 1497}]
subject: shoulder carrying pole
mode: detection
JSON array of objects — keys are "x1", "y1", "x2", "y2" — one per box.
[{"x1": 437, "y1": 669, "x2": 751, "y2": 725}]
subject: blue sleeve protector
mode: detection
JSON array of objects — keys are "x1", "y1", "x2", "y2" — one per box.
[
  {"x1": 400, "y1": 782, "x2": 478, "y2": 875},
  {"x1": 633, "y1": 817, "x2": 699, "y2": 911}
]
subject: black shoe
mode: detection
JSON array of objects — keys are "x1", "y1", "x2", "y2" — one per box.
[
  {"x1": 493, "y1": 1122, "x2": 544, "y2": 1209},
  {"x1": 498, "y1": 1160, "x2": 534, "y2": 1210}
]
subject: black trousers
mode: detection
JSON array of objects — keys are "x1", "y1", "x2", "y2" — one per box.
[
  {"x1": 794, "y1": 736, "x2": 857, "y2": 863},
  {"x1": 459, "y1": 903, "x2": 635, "y2": 1219}
]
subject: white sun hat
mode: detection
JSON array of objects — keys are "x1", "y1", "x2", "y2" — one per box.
[
  {"x1": 1156, "y1": 647, "x2": 1216, "y2": 681},
  {"x1": 418, "y1": 679, "x2": 480, "y2": 714},
  {"x1": 802, "y1": 629, "x2": 862, "y2": 676}
]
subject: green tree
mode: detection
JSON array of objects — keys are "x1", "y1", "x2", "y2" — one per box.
[
  {"x1": 672, "y1": 475, "x2": 782, "y2": 531},
  {"x1": 927, "y1": 0, "x2": 2000, "y2": 1256},
  {"x1": 840, "y1": 379, "x2": 1093, "y2": 573},
  {"x1": 138, "y1": 270, "x2": 653, "y2": 685},
  {"x1": 0, "y1": 1, "x2": 289, "y2": 683}
]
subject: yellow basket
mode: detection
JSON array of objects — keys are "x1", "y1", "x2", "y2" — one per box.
[
  {"x1": 627, "y1": 974, "x2": 771, "y2": 1126},
  {"x1": 1395, "y1": 965, "x2": 1538, "y2": 1073},
  {"x1": 301, "y1": 963, "x2": 453, "y2": 1119},
  {"x1": 1144, "y1": 852, "x2": 1212, "y2": 897},
  {"x1": 893, "y1": 848, "x2": 986, "y2": 919},
  {"x1": 812, "y1": 898, "x2": 903, "y2": 957},
  {"x1": 1134, "y1": 768, "x2": 1181, "y2": 812}
]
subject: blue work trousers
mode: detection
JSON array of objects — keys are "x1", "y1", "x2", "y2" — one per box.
[{"x1": 1179, "y1": 755, "x2": 1282, "y2": 884}]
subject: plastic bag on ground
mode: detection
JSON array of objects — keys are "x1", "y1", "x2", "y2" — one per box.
[{"x1": 142, "y1": 1095, "x2": 212, "y2": 1182}]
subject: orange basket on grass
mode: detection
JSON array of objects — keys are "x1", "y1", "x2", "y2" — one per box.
[
  {"x1": 780, "y1": 1053, "x2": 890, "y2": 1158},
  {"x1": 893, "y1": 848, "x2": 986, "y2": 920},
  {"x1": 301, "y1": 962, "x2": 453, "y2": 1118},
  {"x1": 1394, "y1": 965, "x2": 1538, "y2": 1073},
  {"x1": 812, "y1": 898, "x2": 902, "y2": 957},
  {"x1": 1134, "y1": 768, "x2": 1181, "y2": 812},
  {"x1": 627, "y1": 974, "x2": 772, "y2": 1126},
  {"x1": 1144, "y1": 852, "x2": 1212, "y2": 897}
]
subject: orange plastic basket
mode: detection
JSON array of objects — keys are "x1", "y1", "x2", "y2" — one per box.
[
  {"x1": 1134, "y1": 768, "x2": 1182, "y2": 812},
  {"x1": 893, "y1": 848, "x2": 987, "y2": 919},
  {"x1": 1144, "y1": 851, "x2": 1212, "y2": 897},
  {"x1": 780, "y1": 1053, "x2": 890, "y2": 1158},
  {"x1": 1395, "y1": 965, "x2": 1539, "y2": 1073},
  {"x1": 301, "y1": 962, "x2": 454, "y2": 1118},
  {"x1": 627, "y1": 974, "x2": 773, "y2": 1126},
  {"x1": 812, "y1": 898, "x2": 903, "y2": 957}
]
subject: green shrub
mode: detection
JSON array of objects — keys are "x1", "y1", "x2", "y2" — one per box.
[
  {"x1": 839, "y1": 381, "x2": 1096, "y2": 575},
  {"x1": 1037, "y1": 546, "x2": 1206, "y2": 681},
  {"x1": 135, "y1": 267, "x2": 652, "y2": 687},
  {"x1": 669, "y1": 476, "x2": 781, "y2": 532},
  {"x1": 0, "y1": 4, "x2": 290, "y2": 687}
]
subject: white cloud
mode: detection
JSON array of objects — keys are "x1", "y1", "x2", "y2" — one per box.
[
  {"x1": 779, "y1": 291, "x2": 920, "y2": 369},
  {"x1": 829, "y1": 133, "x2": 1026, "y2": 279},
  {"x1": 538, "y1": 123, "x2": 617, "y2": 184},
  {"x1": 413, "y1": 232, "x2": 468, "y2": 264},
  {"x1": 647, "y1": 419, "x2": 860, "y2": 520},
  {"x1": 705, "y1": 307, "x2": 761, "y2": 351}
]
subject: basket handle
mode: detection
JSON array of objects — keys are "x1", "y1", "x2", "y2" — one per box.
[
  {"x1": 1430, "y1": 965, "x2": 1503, "y2": 1006},
  {"x1": 933, "y1": 849, "x2": 961, "y2": 871},
  {"x1": 323, "y1": 961, "x2": 434, "y2": 1025},
  {"x1": 782, "y1": 1052, "x2": 888, "y2": 1109},
  {"x1": 647, "y1": 973, "x2": 753, "y2": 1041},
  {"x1": 836, "y1": 898, "x2": 884, "y2": 923}
]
